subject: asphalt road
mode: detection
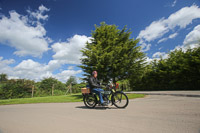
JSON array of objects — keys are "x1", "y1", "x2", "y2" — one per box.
[{"x1": 0, "y1": 95, "x2": 200, "y2": 133}]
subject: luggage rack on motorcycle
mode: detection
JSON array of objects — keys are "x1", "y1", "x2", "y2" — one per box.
[{"x1": 81, "y1": 87, "x2": 90, "y2": 94}]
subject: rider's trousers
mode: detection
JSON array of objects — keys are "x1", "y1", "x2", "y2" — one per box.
[{"x1": 92, "y1": 88, "x2": 104, "y2": 104}]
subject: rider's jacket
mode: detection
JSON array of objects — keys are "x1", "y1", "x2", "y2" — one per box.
[{"x1": 89, "y1": 76, "x2": 101, "y2": 90}]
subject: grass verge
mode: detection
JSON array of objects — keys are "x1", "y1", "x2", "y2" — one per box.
[{"x1": 0, "y1": 93, "x2": 145, "y2": 105}]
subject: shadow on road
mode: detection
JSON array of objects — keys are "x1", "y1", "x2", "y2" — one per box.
[{"x1": 75, "y1": 106, "x2": 120, "y2": 110}]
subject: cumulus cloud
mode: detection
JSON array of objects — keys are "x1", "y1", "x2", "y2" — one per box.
[
  {"x1": 168, "y1": 24, "x2": 200, "y2": 53},
  {"x1": 13, "y1": 59, "x2": 49, "y2": 80},
  {"x1": 27, "y1": 4, "x2": 50, "y2": 21},
  {"x1": 0, "y1": 57, "x2": 15, "y2": 78},
  {"x1": 0, "y1": 57, "x2": 15, "y2": 73},
  {"x1": 149, "y1": 25, "x2": 200, "y2": 63},
  {"x1": 0, "y1": 34, "x2": 91, "y2": 82},
  {"x1": 51, "y1": 34, "x2": 92, "y2": 64},
  {"x1": 0, "y1": 57, "x2": 15, "y2": 65},
  {"x1": 152, "y1": 52, "x2": 169, "y2": 59},
  {"x1": 137, "y1": 5, "x2": 200, "y2": 51},
  {"x1": 54, "y1": 70, "x2": 82, "y2": 83},
  {"x1": 183, "y1": 24, "x2": 200, "y2": 47},
  {"x1": 13, "y1": 59, "x2": 82, "y2": 82},
  {"x1": 0, "y1": 5, "x2": 50, "y2": 57},
  {"x1": 167, "y1": 6, "x2": 200, "y2": 29},
  {"x1": 138, "y1": 18, "x2": 168, "y2": 42},
  {"x1": 0, "y1": 58, "x2": 82, "y2": 82}
]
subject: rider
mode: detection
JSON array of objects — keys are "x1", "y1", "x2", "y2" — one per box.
[{"x1": 89, "y1": 71, "x2": 107, "y2": 106}]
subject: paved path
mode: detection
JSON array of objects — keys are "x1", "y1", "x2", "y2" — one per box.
[
  {"x1": 0, "y1": 95, "x2": 200, "y2": 133},
  {"x1": 126, "y1": 91, "x2": 200, "y2": 97}
]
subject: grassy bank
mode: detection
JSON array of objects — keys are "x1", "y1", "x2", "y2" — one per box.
[{"x1": 0, "y1": 93, "x2": 145, "y2": 105}]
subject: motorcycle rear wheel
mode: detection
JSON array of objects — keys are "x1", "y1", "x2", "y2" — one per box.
[{"x1": 83, "y1": 94, "x2": 97, "y2": 108}]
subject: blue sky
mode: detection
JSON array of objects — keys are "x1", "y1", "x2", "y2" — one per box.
[{"x1": 0, "y1": 0, "x2": 200, "y2": 82}]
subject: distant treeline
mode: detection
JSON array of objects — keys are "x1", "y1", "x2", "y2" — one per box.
[
  {"x1": 131, "y1": 47, "x2": 200, "y2": 91},
  {"x1": 0, "y1": 76, "x2": 86, "y2": 99}
]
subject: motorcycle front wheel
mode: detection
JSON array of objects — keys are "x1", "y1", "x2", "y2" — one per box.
[{"x1": 112, "y1": 92, "x2": 129, "y2": 108}]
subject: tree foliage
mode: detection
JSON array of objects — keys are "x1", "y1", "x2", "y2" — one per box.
[
  {"x1": 39, "y1": 77, "x2": 66, "y2": 94},
  {"x1": 66, "y1": 76, "x2": 77, "y2": 87},
  {"x1": 134, "y1": 47, "x2": 200, "y2": 90},
  {"x1": 0, "y1": 79, "x2": 34, "y2": 99},
  {"x1": 80, "y1": 22, "x2": 146, "y2": 84},
  {"x1": 0, "y1": 73, "x2": 8, "y2": 83}
]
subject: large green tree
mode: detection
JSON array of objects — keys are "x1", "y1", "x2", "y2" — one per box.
[{"x1": 80, "y1": 22, "x2": 146, "y2": 84}]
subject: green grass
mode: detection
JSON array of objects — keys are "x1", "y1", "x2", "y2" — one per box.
[
  {"x1": 0, "y1": 93, "x2": 145, "y2": 105},
  {"x1": 126, "y1": 93, "x2": 146, "y2": 99}
]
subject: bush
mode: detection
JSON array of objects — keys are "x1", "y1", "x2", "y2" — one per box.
[
  {"x1": 53, "y1": 90, "x2": 66, "y2": 96},
  {"x1": 0, "y1": 79, "x2": 34, "y2": 99},
  {"x1": 132, "y1": 47, "x2": 200, "y2": 91}
]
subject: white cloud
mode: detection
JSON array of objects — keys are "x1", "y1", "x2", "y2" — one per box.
[
  {"x1": 0, "y1": 5, "x2": 50, "y2": 57},
  {"x1": 167, "y1": 5, "x2": 200, "y2": 29},
  {"x1": 0, "y1": 58, "x2": 82, "y2": 82},
  {"x1": 13, "y1": 59, "x2": 82, "y2": 82},
  {"x1": 183, "y1": 24, "x2": 200, "y2": 47},
  {"x1": 140, "y1": 43, "x2": 151, "y2": 52},
  {"x1": 169, "y1": 32, "x2": 178, "y2": 39},
  {"x1": 146, "y1": 24, "x2": 199, "y2": 63},
  {"x1": 152, "y1": 52, "x2": 169, "y2": 59},
  {"x1": 138, "y1": 18, "x2": 168, "y2": 42},
  {"x1": 0, "y1": 57, "x2": 15, "y2": 78},
  {"x1": 45, "y1": 60, "x2": 62, "y2": 72},
  {"x1": 171, "y1": 45, "x2": 187, "y2": 52},
  {"x1": 27, "y1": 5, "x2": 50, "y2": 21},
  {"x1": 158, "y1": 32, "x2": 178, "y2": 43},
  {"x1": 171, "y1": 0, "x2": 177, "y2": 7},
  {"x1": 54, "y1": 70, "x2": 82, "y2": 83},
  {"x1": 51, "y1": 34, "x2": 92, "y2": 64},
  {"x1": 137, "y1": 5, "x2": 200, "y2": 51},
  {"x1": 144, "y1": 57, "x2": 154, "y2": 64},
  {"x1": 0, "y1": 56, "x2": 15, "y2": 66},
  {"x1": 144, "y1": 51, "x2": 169, "y2": 64},
  {"x1": 68, "y1": 66, "x2": 74, "y2": 70},
  {"x1": 0, "y1": 33, "x2": 91, "y2": 82},
  {"x1": 13, "y1": 59, "x2": 49, "y2": 81},
  {"x1": 158, "y1": 38, "x2": 168, "y2": 44}
]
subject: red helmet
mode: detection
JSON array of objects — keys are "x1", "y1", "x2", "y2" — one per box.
[{"x1": 92, "y1": 71, "x2": 97, "y2": 75}]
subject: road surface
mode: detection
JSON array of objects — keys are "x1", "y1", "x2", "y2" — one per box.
[{"x1": 0, "y1": 95, "x2": 200, "y2": 133}]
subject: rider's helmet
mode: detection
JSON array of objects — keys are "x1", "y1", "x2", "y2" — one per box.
[{"x1": 92, "y1": 71, "x2": 97, "y2": 75}]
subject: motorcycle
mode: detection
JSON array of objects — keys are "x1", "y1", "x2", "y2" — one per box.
[{"x1": 82, "y1": 82, "x2": 129, "y2": 108}]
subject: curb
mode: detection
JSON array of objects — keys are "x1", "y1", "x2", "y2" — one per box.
[{"x1": 125, "y1": 92, "x2": 200, "y2": 98}]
